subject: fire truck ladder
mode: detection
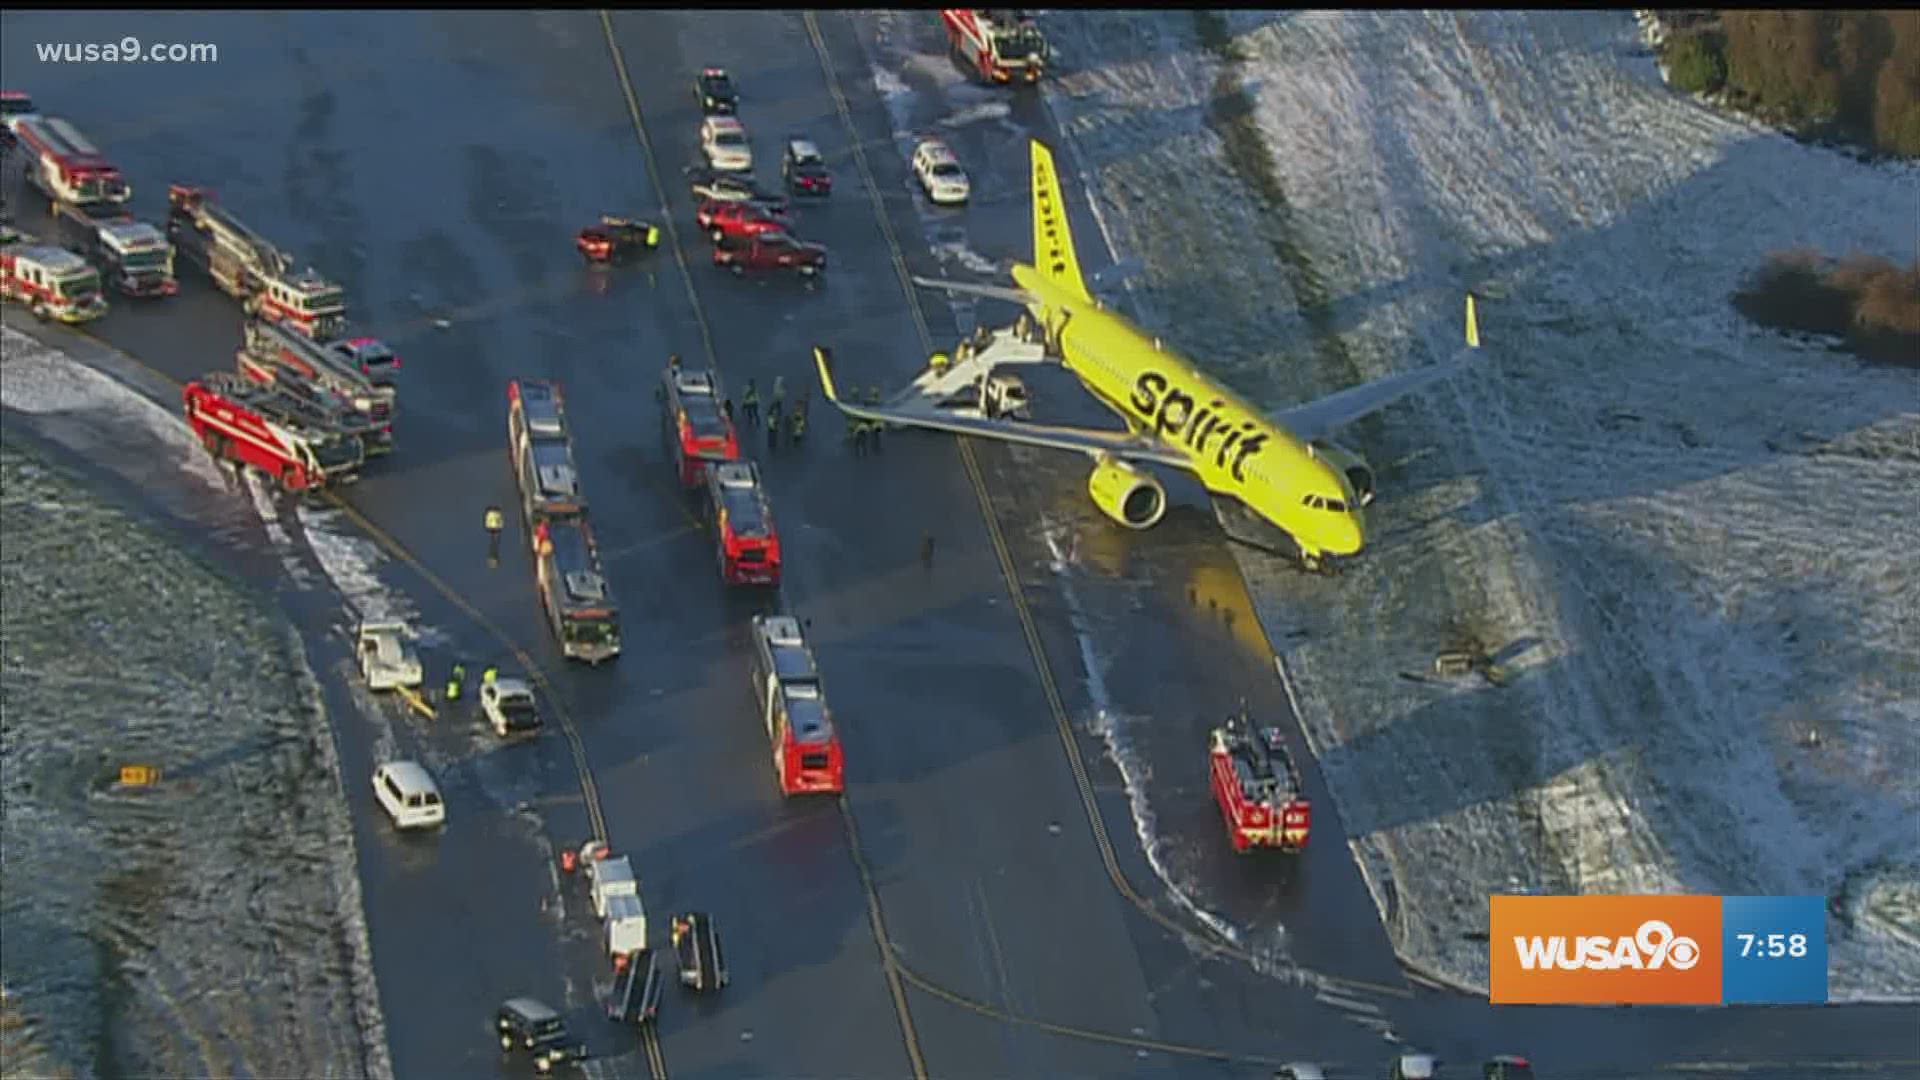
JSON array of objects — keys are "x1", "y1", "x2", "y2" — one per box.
[
  {"x1": 197, "y1": 197, "x2": 293, "y2": 279},
  {"x1": 202, "y1": 370, "x2": 366, "y2": 439}
]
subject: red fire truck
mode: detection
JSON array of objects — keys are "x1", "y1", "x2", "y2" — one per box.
[
  {"x1": 705, "y1": 461, "x2": 780, "y2": 587},
  {"x1": 940, "y1": 10, "x2": 1050, "y2": 85},
  {"x1": 531, "y1": 518, "x2": 621, "y2": 664},
  {"x1": 748, "y1": 615, "x2": 845, "y2": 796},
  {"x1": 658, "y1": 365, "x2": 739, "y2": 488},
  {"x1": 16, "y1": 116, "x2": 130, "y2": 207},
  {"x1": 182, "y1": 372, "x2": 368, "y2": 492},
  {"x1": 166, "y1": 185, "x2": 347, "y2": 340},
  {"x1": 1209, "y1": 711, "x2": 1311, "y2": 854},
  {"x1": 1, "y1": 238, "x2": 109, "y2": 323},
  {"x1": 238, "y1": 318, "x2": 396, "y2": 455}
]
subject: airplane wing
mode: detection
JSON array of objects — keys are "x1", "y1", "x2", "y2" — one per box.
[
  {"x1": 1271, "y1": 295, "x2": 1483, "y2": 441},
  {"x1": 909, "y1": 274, "x2": 1036, "y2": 306},
  {"x1": 812, "y1": 347, "x2": 1195, "y2": 471}
]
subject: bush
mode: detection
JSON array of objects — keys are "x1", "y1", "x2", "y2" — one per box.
[
  {"x1": 1667, "y1": 31, "x2": 1728, "y2": 95},
  {"x1": 1735, "y1": 249, "x2": 1920, "y2": 367},
  {"x1": 1702, "y1": 10, "x2": 1919, "y2": 159}
]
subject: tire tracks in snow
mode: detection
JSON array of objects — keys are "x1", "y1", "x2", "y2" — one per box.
[{"x1": 1191, "y1": 11, "x2": 1366, "y2": 394}]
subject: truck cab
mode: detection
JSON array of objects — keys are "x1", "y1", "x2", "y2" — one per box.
[
  {"x1": 509, "y1": 385, "x2": 586, "y2": 535},
  {"x1": 17, "y1": 116, "x2": 130, "y2": 206},
  {"x1": 706, "y1": 461, "x2": 781, "y2": 587},
  {"x1": 0, "y1": 91, "x2": 39, "y2": 135},
  {"x1": 53, "y1": 202, "x2": 177, "y2": 298},
  {"x1": 659, "y1": 366, "x2": 739, "y2": 488},
  {"x1": 1, "y1": 242, "x2": 109, "y2": 323}
]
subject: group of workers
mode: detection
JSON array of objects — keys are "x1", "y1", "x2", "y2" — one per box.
[
  {"x1": 665, "y1": 352, "x2": 890, "y2": 455},
  {"x1": 734, "y1": 375, "x2": 812, "y2": 452},
  {"x1": 442, "y1": 661, "x2": 500, "y2": 705}
]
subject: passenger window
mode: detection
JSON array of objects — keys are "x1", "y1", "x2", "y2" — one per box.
[{"x1": 383, "y1": 776, "x2": 404, "y2": 801}]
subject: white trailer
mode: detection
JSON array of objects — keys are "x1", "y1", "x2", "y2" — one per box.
[
  {"x1": 603, "y1": 892, "x2": 648, "y2": 960},
  {"x1": 587, "y1": 854, "x2": 638, "y2": 920}
]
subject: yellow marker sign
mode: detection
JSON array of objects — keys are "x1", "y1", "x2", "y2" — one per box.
[
  {"x1": 119, "y1": 765, "x2": 160, "y2": 786},
  {"x1": 395, "y1": 685, "x2": 437, "y2": 721}
]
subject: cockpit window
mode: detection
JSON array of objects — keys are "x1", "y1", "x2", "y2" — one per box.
[{"x1": 1301, "y1": 494, "x2": 1349, "y2": 512}]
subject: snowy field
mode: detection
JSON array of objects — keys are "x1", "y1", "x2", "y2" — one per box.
[
  {"x1": 1039, "y1": 10, "x2": 1920, "y2": 997},
  {"x1": 0, "y1": 327, "x2": 392, "y2": 1077}
]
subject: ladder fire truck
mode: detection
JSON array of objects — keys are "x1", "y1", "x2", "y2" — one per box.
[
  {"x1": 51, "y1": 201, "x2": 178, "y2": 298},
  {"x1": 705, "y1": 461, "x2": 781, "y2": 587},
  {"x1": 166, "y1": 184, "x2": 347, "y2": 340},
  {"x1": 1, "y1": 236, "x2": 109, "y2": 323},
  {"x1": 1208, "y1": 710, "x2": 1312, "y2": 854},
  {"x1": 941, "y1": 10, "x2": 1050, "y2": 84},
  {"x1": 238, "y1": 317, "x2": 395, "y2": 455},
  {"x1": 182, "y1": 371, "x2": 369, "y2": 492},
  {"x1": 531, "y1": 518, "x2": 622, "y2": 664},
  {"x1": 16, "y1": 116, "x2": 130, "y2": 207},
  {"x1": 748, "y1": 615, "x2": 846, "y2": 796}
]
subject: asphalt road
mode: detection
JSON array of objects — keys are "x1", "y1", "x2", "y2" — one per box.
[{"x1": 4, "y1": 9, "x2": 1917, "y2": 1080}]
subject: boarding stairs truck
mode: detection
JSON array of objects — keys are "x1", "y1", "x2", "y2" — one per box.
[
  {"x1": 182, "y1": 371, "x2": 369, "y2": 492},
  {"x1": 940, "y1": 10, "x2": 1049, "y2": 84},
  {"x1": 166, "y1": 184, "x2": 347, "y2": 340},
  {"x1": 239, "y1": 317, "x2": 396, "y2": 455},
  {"x1": 15, "y1": 116, "x2": 131, "y2": 207},
  {"x1": 582, "y1": 849, "x2": 648, "y2": 966},
  {"x1": 51, "y1": 200, "x2": 178, "y2": 298},
  {"x1": 0, "y1": 236, "x2": 109, "y2": 323}
]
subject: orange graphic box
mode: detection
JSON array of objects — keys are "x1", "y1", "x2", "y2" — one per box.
[{"x1": 1490, "y1": 895, "x2": 1722, "y2": 1005}]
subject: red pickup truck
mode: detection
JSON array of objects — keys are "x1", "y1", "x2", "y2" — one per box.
[
  {"x1": 713, "y1": 232, "x2": 826, "y2": 279},
  {"x1": 696, "y1": 199, "x2": 790, "y2": 245}
]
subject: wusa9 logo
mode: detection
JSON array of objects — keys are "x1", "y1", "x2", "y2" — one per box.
[{"x1": 1490, "y1": 895, "x2": 1722, "y2": 1004}]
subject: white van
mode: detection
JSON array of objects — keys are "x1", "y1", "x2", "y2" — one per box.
[{"x1": 372, "y1": 761, "x2": 445, "y2": 830}]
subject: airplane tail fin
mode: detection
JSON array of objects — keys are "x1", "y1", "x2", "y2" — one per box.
[
  {"x1": 1029, "y1": 140, "x2": 1093, "y2": 303},
  {"x1": 812, "y1": 346, "x2": 843, "y2": 405}
]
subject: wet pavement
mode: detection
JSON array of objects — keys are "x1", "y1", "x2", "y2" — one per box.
[{"x1": 3, "y1": 9, "x2": 1916, "y2": 1079}]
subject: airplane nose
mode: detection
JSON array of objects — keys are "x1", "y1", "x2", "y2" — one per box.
[{"x1": 1341, "y1": 513, "x2": 1366, "y2": 554}]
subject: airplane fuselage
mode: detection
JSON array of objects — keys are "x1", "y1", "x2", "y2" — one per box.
[{"x1": 1011, "y1": 263, "x2": 1364, "y2": 559}]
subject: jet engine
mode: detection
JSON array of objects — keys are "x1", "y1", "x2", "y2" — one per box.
[
  {"x1": 1087, "y1": 456, "x2": 1166, "y2": 529},
  {"x1": 1310, "y1": 440, "x2": 1376, "y2": 507}
]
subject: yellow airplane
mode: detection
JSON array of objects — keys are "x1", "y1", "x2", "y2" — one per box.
[{"x1": 813, "y1": 138, "x2": 1481, "y2": 568}]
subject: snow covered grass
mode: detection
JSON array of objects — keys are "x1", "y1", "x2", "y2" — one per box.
[
  {"x1": 0, "y1": 438, "x2": 392, "y2": 1079},
  {"x1": 1042, "y1": 9, "x2": 1920, "y2": 997},
  {"x1": 1, "y1": 324, "x2": 394, "y2": 1074}
]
